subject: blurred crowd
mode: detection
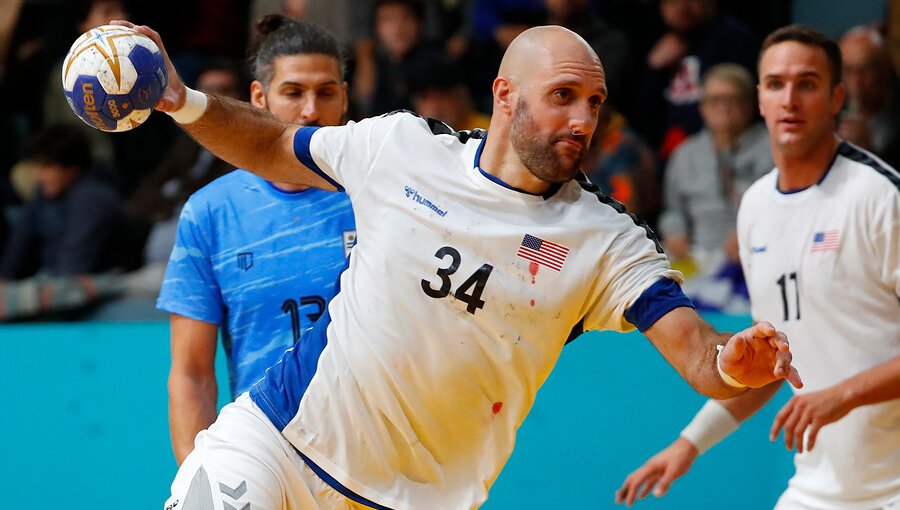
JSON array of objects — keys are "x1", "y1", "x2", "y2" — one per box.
[{"x1": 1, "y1": 0, "x2": 899, "y2": 320}]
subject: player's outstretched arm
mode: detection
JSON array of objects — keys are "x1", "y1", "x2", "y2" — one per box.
[
  {"x1": 110, "y1": 20, "x2": 336, "y2": 191},
  {"x1": 644, "y1": 307, "x2": 802, "y2": 400},
  {"x1": 771, "y1": 353, "x2": 900, "y2": 453},
  {"x1": 615, "y1": 381, "x2": 782, "y2": 506}
]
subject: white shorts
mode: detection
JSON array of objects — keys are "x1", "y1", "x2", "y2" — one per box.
[
  {"x1": 164, "y1": 394, "x2": 370, "y2": 510},
  {"x1": 775, "y1": 487, "x2": 900, "y2": 510}
]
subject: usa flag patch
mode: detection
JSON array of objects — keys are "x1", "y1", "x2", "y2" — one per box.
[
  {"x1": 517, "y1": 234, "x2": 569, "y2": 271},
  {"x1": 811, "y1": 230, "x2": 840, "y2": 252}
]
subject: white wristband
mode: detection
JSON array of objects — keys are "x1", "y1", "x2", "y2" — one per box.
[
  {"x1": 167, "y1": 87, "x2": 208, "y2": 124},
  {"x1": 716, "y1": 344, "x2": 747, "y2": 388},
  {"x1": 680, "y1": 400, "x2": 740, "y2": 454}
]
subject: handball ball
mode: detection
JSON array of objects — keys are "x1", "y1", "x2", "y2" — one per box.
[{"x1": 62, "y1": 25, "x2": 167, "y2": 132}]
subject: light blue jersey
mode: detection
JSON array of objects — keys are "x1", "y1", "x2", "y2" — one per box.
[{"x1": 158, "y1": 169, "x2": 356, "y2": 398}]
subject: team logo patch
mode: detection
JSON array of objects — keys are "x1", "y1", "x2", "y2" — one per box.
[
  {"x1": 751, "y1": 245, "x2": 767, "y2": 254},
  {"x1": 343, "y1": 230, "x2": 357, "y2": 257},
  {"x1": 237, "y1": 252, "x2": 254, "y2": 271},
  {"x1": 516, "y1": 234, "x2": 569, "y2": 272},
  {"x1": 810, "y1": 230, "x2": 840, "y2": 252}
]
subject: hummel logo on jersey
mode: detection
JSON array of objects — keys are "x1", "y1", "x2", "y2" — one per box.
[
  {"x1": 404, "y1": 185, "x2": 448, "y2": 217},
  {"x1": 237, "y1": 252, "x2": 254, "y2": 271},
  {"x1": 751, "y1": 245, "x2": 767, "y2": 253}
]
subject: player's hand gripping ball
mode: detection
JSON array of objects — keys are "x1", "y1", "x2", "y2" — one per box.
[{"x1": 62, "y1": 25, "x2": 167, "y2": 132}]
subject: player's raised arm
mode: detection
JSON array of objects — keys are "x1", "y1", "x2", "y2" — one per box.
[
  {"x1": 110, "y1": 20, "x2": 335, "y2": 191},
  {"x1": 644, "y1": 307, "x2": 802, "y2": 400}
]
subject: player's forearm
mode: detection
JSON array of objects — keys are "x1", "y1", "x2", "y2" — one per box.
[
  {"x1": 687, "y1": 325, "x2": 750, "y2": 400},
  {"x1": 180, "y1": 93, "x2": 328, "y2": 189},
  {"x1": 645, "y1": 308, "x2": 748, "y2": 400},
  {"x1": 168, "y1": 373, "x2": 218, "y2": 465},
  {"x1": 837, "y1": 354, "x2": 900, "y2": 412}
]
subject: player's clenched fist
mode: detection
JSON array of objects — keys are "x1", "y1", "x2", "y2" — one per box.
[{"x1": 719, "y1": 321, "x2": 803, "y2": 389}]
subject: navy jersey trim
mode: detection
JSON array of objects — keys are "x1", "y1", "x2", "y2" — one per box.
[
  {"x1": 298, "y1": 452, "x2": 394, "y2": 510},
  {"x1": 293, "y1": 126, "x2": 345, "y2": 192},
  {"x1": 472, "y1": 133, "x2": 562, "y2": 199},
  {"x1": 565, "y1": 318, "x2": 585, "y2": 345},
  {"x1": 624, "y1": 278, "x2": 694, "y2": 332},
  {"x1": 383, "y1": 109, "x2": 487, "y2": 143},
  {"x1": 775, "y1": 145, "x2": 841, "y2": 194},
  {"x1": 574, "y1": 172, "x2": 664, "y2": 254},
  {"x1": 837, "y1": 141, "x2": 900, "y2": 191}
]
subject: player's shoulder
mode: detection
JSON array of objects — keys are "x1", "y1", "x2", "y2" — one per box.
[
  {"x1": 571, "y1": 173, "x2": 665, "y2": 249},
  {"x1": 833, "y1": 142, "x2": 900, "y2": 198},
  {"x1": 740, "y1": 167, "x2": 778, "y2": 203},
  {"x1": 378, "y1": 110, "x2": 487, "y2": 146},
  {"x1": 187, "y1": 169, "x2": 261, "y2": 204}
]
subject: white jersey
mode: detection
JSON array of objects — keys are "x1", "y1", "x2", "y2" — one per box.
[
  {"x1": 250, "y1": 112, "x2": 688, "y2": 510},
  {"x1": 738, "y1": 142, "x2": 900, "y2": 509}
]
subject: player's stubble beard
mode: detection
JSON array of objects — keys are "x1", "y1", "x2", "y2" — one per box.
[{"x1": 510, "y1": 97, "x2": 588, "y2": 184}]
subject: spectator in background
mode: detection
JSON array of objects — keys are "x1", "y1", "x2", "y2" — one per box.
[
  {"x1": 582, "y1": 106, "x2": 660, "y2": 224},
  {"x1": 889, "y1": 0, "x2": 900, "y2": 79},
  {"x1": 357, "y1": 0, "x2": 445, "y2": 115},
  {"x1": 35, "y1": 0, "x2": 128, "y2": 167},
  {"x1": 158, "y1": 16, "x2": 356, "y2": 465},
  {"x1": 250, "y1": 0, "x2": 355, "y2": 47},
  {"x1": 1, "y1": 124, "x2": 122, "y2": 280},
  {"x1": 127, "y1": 58, "x2": 243, "y2": 268},
  {"x1": 838, "y1": 25, "x2": 900, "y2": 169},
  {"x1": 43, "y1": 0, "x2": 128, "y2": 168},
  {"x1": 635, "y1": 0, "x2": 758, "y2": 159},
  {"x1": 408, "y1": 57, "x2": 489, "y2": 130},
  {"x1": 543, "y1": 0, "x2": 634, "y2": 113},
  {"x1": 350, "y1": 0, "x2": 473, "y2": 117},
  {"x1": 658, "y1": 63, "x2": 771, "y2": 312}
]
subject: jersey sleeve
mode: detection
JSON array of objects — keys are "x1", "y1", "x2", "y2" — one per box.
[
  {"x1": 582, "y1": 224, "x2": 689, "y2": 333},
  {"x1": 736, "y1": 183, "x2": 761, "y2": 322},
  {"x1": 873, "y1": 186, "x2": 900, "y2": 298},
  {"x1": 156, "y1": 199, "x2": 225, "y2": 324},
  {"x1": 293, "y1": 114, "x2": 403, "y2": 198}
]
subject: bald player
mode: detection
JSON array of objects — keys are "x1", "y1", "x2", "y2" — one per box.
[{"x1": 118, "y1": 21, "x2": 802, "y2": 510}]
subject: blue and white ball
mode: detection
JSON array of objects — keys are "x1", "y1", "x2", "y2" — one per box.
[{"x1": 62, "y1": 25, "x2": 167, "y2": 132}]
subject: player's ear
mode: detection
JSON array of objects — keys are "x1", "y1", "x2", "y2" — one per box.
[
  {"x1": 493, "y1": 76, "x2": 513, "y2": 114},
  {"x1": 250, "y1": 80, "x2": 267, "y2": 110},
  {"x1": 757, "y1": 83, "x2": 764, "y2": 116},
  {"x1": 830, "y1": 82, "x2": 845, "y2": 116},
  {"x1": 341, "y1": 81, "x2": 349, "y2": 116}
]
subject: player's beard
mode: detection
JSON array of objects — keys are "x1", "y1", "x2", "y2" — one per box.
[{"x1": 510, "y1": 97, "x2": 587, "y2": 184}]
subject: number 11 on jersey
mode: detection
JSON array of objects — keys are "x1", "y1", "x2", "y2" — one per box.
[{"x1": 776, "y1": 271, "x2": 801, "y2": 321}]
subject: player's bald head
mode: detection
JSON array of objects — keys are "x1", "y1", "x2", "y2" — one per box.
[{"x1": 498, "y1": 26, "x2": 605, "y2": 91}]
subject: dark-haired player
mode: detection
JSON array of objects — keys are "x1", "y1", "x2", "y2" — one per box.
[
  {"x1": 617, "y1": 25, "x2": 900, "y2": 509},
  {"x1": 158, "y1": 16, "x2": 356, "y2": 465}
]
